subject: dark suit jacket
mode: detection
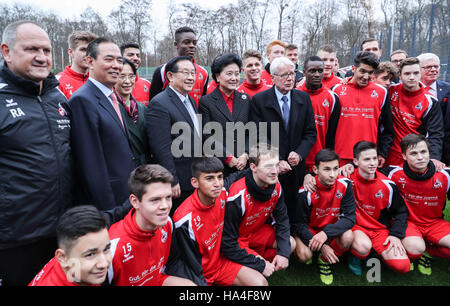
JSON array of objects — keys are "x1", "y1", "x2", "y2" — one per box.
[
  {"x1": 198, "y1": 87, "x2": 251, "y2": 159},
  {"x1": 119, "y1": 97, "x2": 151, "y2": 168},
  {"x1": 437, "y1": 80, "x2": 450, "y2": 163},
  {"x1": 250, "y1": 86, "x2": 317, "y2": 219},
  {"x1": 145, "y1": 87, "x2": 201, "y2": 193},
  {"x1": 69, "y1": 79, "x2": 135, "y2": 210},
  {"x1": 250, "y1": 87, "x2": 317, "y2": 161}
]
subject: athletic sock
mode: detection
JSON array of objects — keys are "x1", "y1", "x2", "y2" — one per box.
[{"x1": 383, "y1": 258, "x2": 411, "y2": 274}]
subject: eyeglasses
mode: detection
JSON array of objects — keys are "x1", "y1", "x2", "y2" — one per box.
[
  {"x1": 421, "y1": 65, "x2": 440, "y2": 71},
  {"x1": 118, "y1": 74, "x2": 136, "y2": 81},
  {"x1": 275, "y1": 72, "x2": 295, "y2": 79},
  {"x1": 176, "y1": 70, "x2": 196, "y2": 77}
]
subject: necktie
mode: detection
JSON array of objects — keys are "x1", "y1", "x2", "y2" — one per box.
[
  {"x1": 109, "y1": 93, "x2": 124, "y2": 128},
  {"x1": 183, "y1": 98, "x2": 200, "y2": 136},
  {"x1": 281, "y1": 95, "x2": 289, "y2": 130}
]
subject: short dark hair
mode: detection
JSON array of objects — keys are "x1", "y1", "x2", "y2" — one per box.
[
  {"x1": 285, "y1": 43, "x2": 298, "y2": 51},
  {"x1": 86, "y1": 37, "x2": 115, "y2": 59},
  {"x1": 129, "y1": 164, "x2": 174, "y2": 201},
  {"x1": 374, "y1": 61, "x2": 397, "y2": 79},
  {"x1": 120, "y1": 42, "x2": 140, "y2": 55},
  {"x1": 56, "y1": 205, "x2": 107, "y2": 254},
  {"x1": 354, "y1": 51, "x2": 379, "y2": 70},
  {"x1": 353, "y1": 141, "x2": 377, "y2": 159},
  {"x1": 400, "y1": 134, "x2": 429, "y2": 154},
  {"x1": 303, "y1": 55, "x2": 323, "y2": 71},
  {"x1": 191, "y1": 157, "x2": 224, "y2": 178},
  {"x1": 248, "y1": 143, "x2": 278, "y2": 166},
  {"x1": 315, "y1": 149, "x2": 340, "y2": 167},
  {"x1": 360, "y1": 38, "x2": 380, "y2": 51},
  {"x1": 211, "y1": 53, "x2": 243, "y2": 82},
  {"x1": 399, "y1": 57, "x2": 420, "y2": 74},
  {"x1": 174, "y1": 26, "x2": 196, "y2": 43},
  {"x1": 121, "y1": 57, "x2": 137, "y2": 75},
  {"x1": 317, "y1": 44, "x2": 336, "y2": 54},
  {"x1": 165, "y1": 55, "x2": 194, "y2": 76}
]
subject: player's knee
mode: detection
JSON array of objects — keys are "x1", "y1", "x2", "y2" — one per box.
[
  {"x1": 403, "y1": 237, "x2": 425, "y2": 256},
  {"x1": 296, "y1": 245, "x2": 312, "y2": 263},
  {"x1": 289, "y1": 236, "x2": 296, "y2": 254},
  {"x1": 339, "y1": 230, "x2": 354, "y2": 249},
  {"x1": 352, "y1": 237, "x2": 372, "y2": 256}
]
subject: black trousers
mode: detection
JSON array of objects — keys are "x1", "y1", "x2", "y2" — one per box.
[{"x1": 0, "y1": 237, "x2": 57, "y2": 286}]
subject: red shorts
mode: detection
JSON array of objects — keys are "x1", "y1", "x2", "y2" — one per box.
[
  {"x1": 239, "y1": 224, "x2": 276, "y2": 260},
  {"x1": 206, "y1": 255, "x2": 243, "y2": 286},
  {"x1": 352, "y1": 224, "x2": 391, "y2": 255},
  {"x1": 405, "y1": 219, "x2": 450, "y2": 245}
]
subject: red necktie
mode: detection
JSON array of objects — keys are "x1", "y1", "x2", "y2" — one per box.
[{"x1": 109, "y1": 93, "x2": 124, "y2": 128}]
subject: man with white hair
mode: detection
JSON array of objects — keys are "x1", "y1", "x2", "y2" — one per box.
[
  {"x1": 250, "y1": 56, "x2": 317, "y2": 222},
  {"x1": 417, "y1": 53, "x2": 450, "y2": 164}
]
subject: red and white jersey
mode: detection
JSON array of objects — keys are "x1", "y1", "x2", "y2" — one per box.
[
  {"x1": 388, "y1": 83, "x2": 437, "y2": 159},
  {"x1": 259, "y1": 70, "x2": 273, "y2": 87},
  {"x1": 297, "y1": 84, "x2": 339, "y2": 168},
  {"x1": 237, "y1": 79, "x2": 271, "y2": 98},
  {"x1": 333, "y1": 80, "x2": 389, "y2": 160},
  {"x1": 322, "y1": 74, "x2": 342, "y2": 90},
  {"x1": 387, "y1": 165, "x2": 450, "y2": 225},
  {"x1": 132, "y1": 74, "x2": 151, "y2": 106},
  {"x1": 56, "y1": 65, "x2": 88, "y2": 99},
  {"x1": 29, "y1": 257, "x2": 80, "y2": 286},
  {"x1": 350, "y1": 170, "x2": 408, "y2": 238},
  {"x1": 108, "y1": 208, "x2": 173, "y2": 286},
  {"x1": 172, "y1": 189, "x2": 227, "y2": 284}
]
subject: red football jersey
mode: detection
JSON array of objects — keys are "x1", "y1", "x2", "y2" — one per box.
[
  {"x1": 56, "y1": 65, "x2": 88, "y2": 99},
  {"x1": 132, "y1": 74, "x2": 151, "y2": 106},
  {"x1": 237, "y1": 79, "x2": 271, "y2": 98},
  {"x1": 108, "y1": 209, "x2": 173, "y2": 286},
  {"x1": 29, "y1": 257, "x2": 80, "y2": 286}
]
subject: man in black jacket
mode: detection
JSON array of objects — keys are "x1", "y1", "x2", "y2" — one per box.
[
  {"x1": 0, "y1": 21, "x2": 73, "y2": 286},
  {"x1": 250, "y1": 56, "x2": 317, "y2": 223}
]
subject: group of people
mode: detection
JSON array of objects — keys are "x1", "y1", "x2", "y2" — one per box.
[{"x1": 0, "y1": 19, "x2": 449, "y2": 287}]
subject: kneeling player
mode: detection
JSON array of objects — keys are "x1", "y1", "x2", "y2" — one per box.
[
  {"x1": 348, "y1": 141, "x2": 410, "y2": 275},
  {"x1": 386, "y1": 134, "x2": 450, "y2": 275},
  {"x1": 30, "y1": 206, "x2": 112, "y2": 286},
  {"x1": 108, "y1": 164, "x2": 196, "y2": 286},
  {"x1": 221, "y1": 144, "x2": 295, "y2": 279},
  {"x1": 167, "y1": 157, "x2": 267, "y2": 286},
  {"x1": 292, "y1": 149, "x2": 355, "y2": 285}
]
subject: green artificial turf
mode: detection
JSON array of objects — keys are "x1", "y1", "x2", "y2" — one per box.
[{"x1": 268, "y1": 202, "x2": 450, "y2": 286}]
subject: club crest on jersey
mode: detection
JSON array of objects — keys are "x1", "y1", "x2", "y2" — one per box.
[
  {"x1": 161, "y1": 229, "x2": 168, "y2": 243},
  {"x1": 271, "y1": 189, "x2": 278, "y2": 198},
  {"x1": 433, "y1": 179, "x2": 442, "y2": 189},
  {"x1": 375, "y1": 189, "x2": 384, "y2": 198},
  {"x1": 322, "y1": 99, "x2": 329, "y2": 107},
  {"x1": 198, "y1": 73, "x2": 203, "y2": 80},
  {"x1": 58, "y1": 103, "x2": 67, "y2": 117},
  {"x1": 371, "y1": 90, "x2": 378, "y2": 98},
  {"x1": 221, "y1": 199, "x2": 226, "y2": 208},
  {"x1": 415, "y1": 102, "x2": 423, "y2": 111},
  {"x1": 144, "y1": 85, "x2": 149, "y2": 92},
  {"x1": 336, "y1": 190, "x2": 343, "y2": 199},
  {"x1": 339, "y1": 86, "x2": 347, "y2": 96},
  {"x1": 391, "y1": 91, "x2": 399, "y2": 102}
]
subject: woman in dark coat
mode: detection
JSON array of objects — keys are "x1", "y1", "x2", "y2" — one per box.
[
  {"x1": 198, "y1": 53, "x2": 251, "y2": 175},
  {"x1": 114, "y1": 57, "x2": 151, "y2": 168}
]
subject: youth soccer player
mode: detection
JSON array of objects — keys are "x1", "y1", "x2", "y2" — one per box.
[
  {"x1": 297, "y1": 56, "x2": 340, "y2": 171},
  {"x1": 108, "y1": 164, "x2": 196, "y2": 286},
  {"x1": 333, "y1": 51, "x2": 394, "y2": 167},
  {"x1": 386, "y1": 134, "x2": 450, "y2": 275},
  {"x1": 237, "y1": 49, "x2": 271, "y2": 98},
  {"x1": 221, "y1": 144, "x2": 295, "y2": 278},
  {"x1": 316, "y1": 45, "x2": 342, "y2": 90},
  {"x1": 347, "y1": 141, "x2": 410, "y2": 275},
  {"x1": 29, "y1": 206, "x2": 111, "y2": 286},
  {"x1": 385, "y1": 57, "x2": 444, "y2": 170},
  {"x1": 292, "y1": 149, "x2": 355, "y2": 285},
  {"x1": 166, "y1": 157, "x2": 267, "y2": 286}
]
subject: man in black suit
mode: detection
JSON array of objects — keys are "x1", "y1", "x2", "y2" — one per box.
[
  {"x1": 146, "y1": 56, "x2": 202, "y2": 213},
  {"x1": 250, "y1": 56, "x2": 317, "y2": 222},
  {"x1": 69, "y1": 37, "x2": 135, "y2": 211},
  {"x1": 417, "y1": 52, "x2": 450, "y2": 164}
]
